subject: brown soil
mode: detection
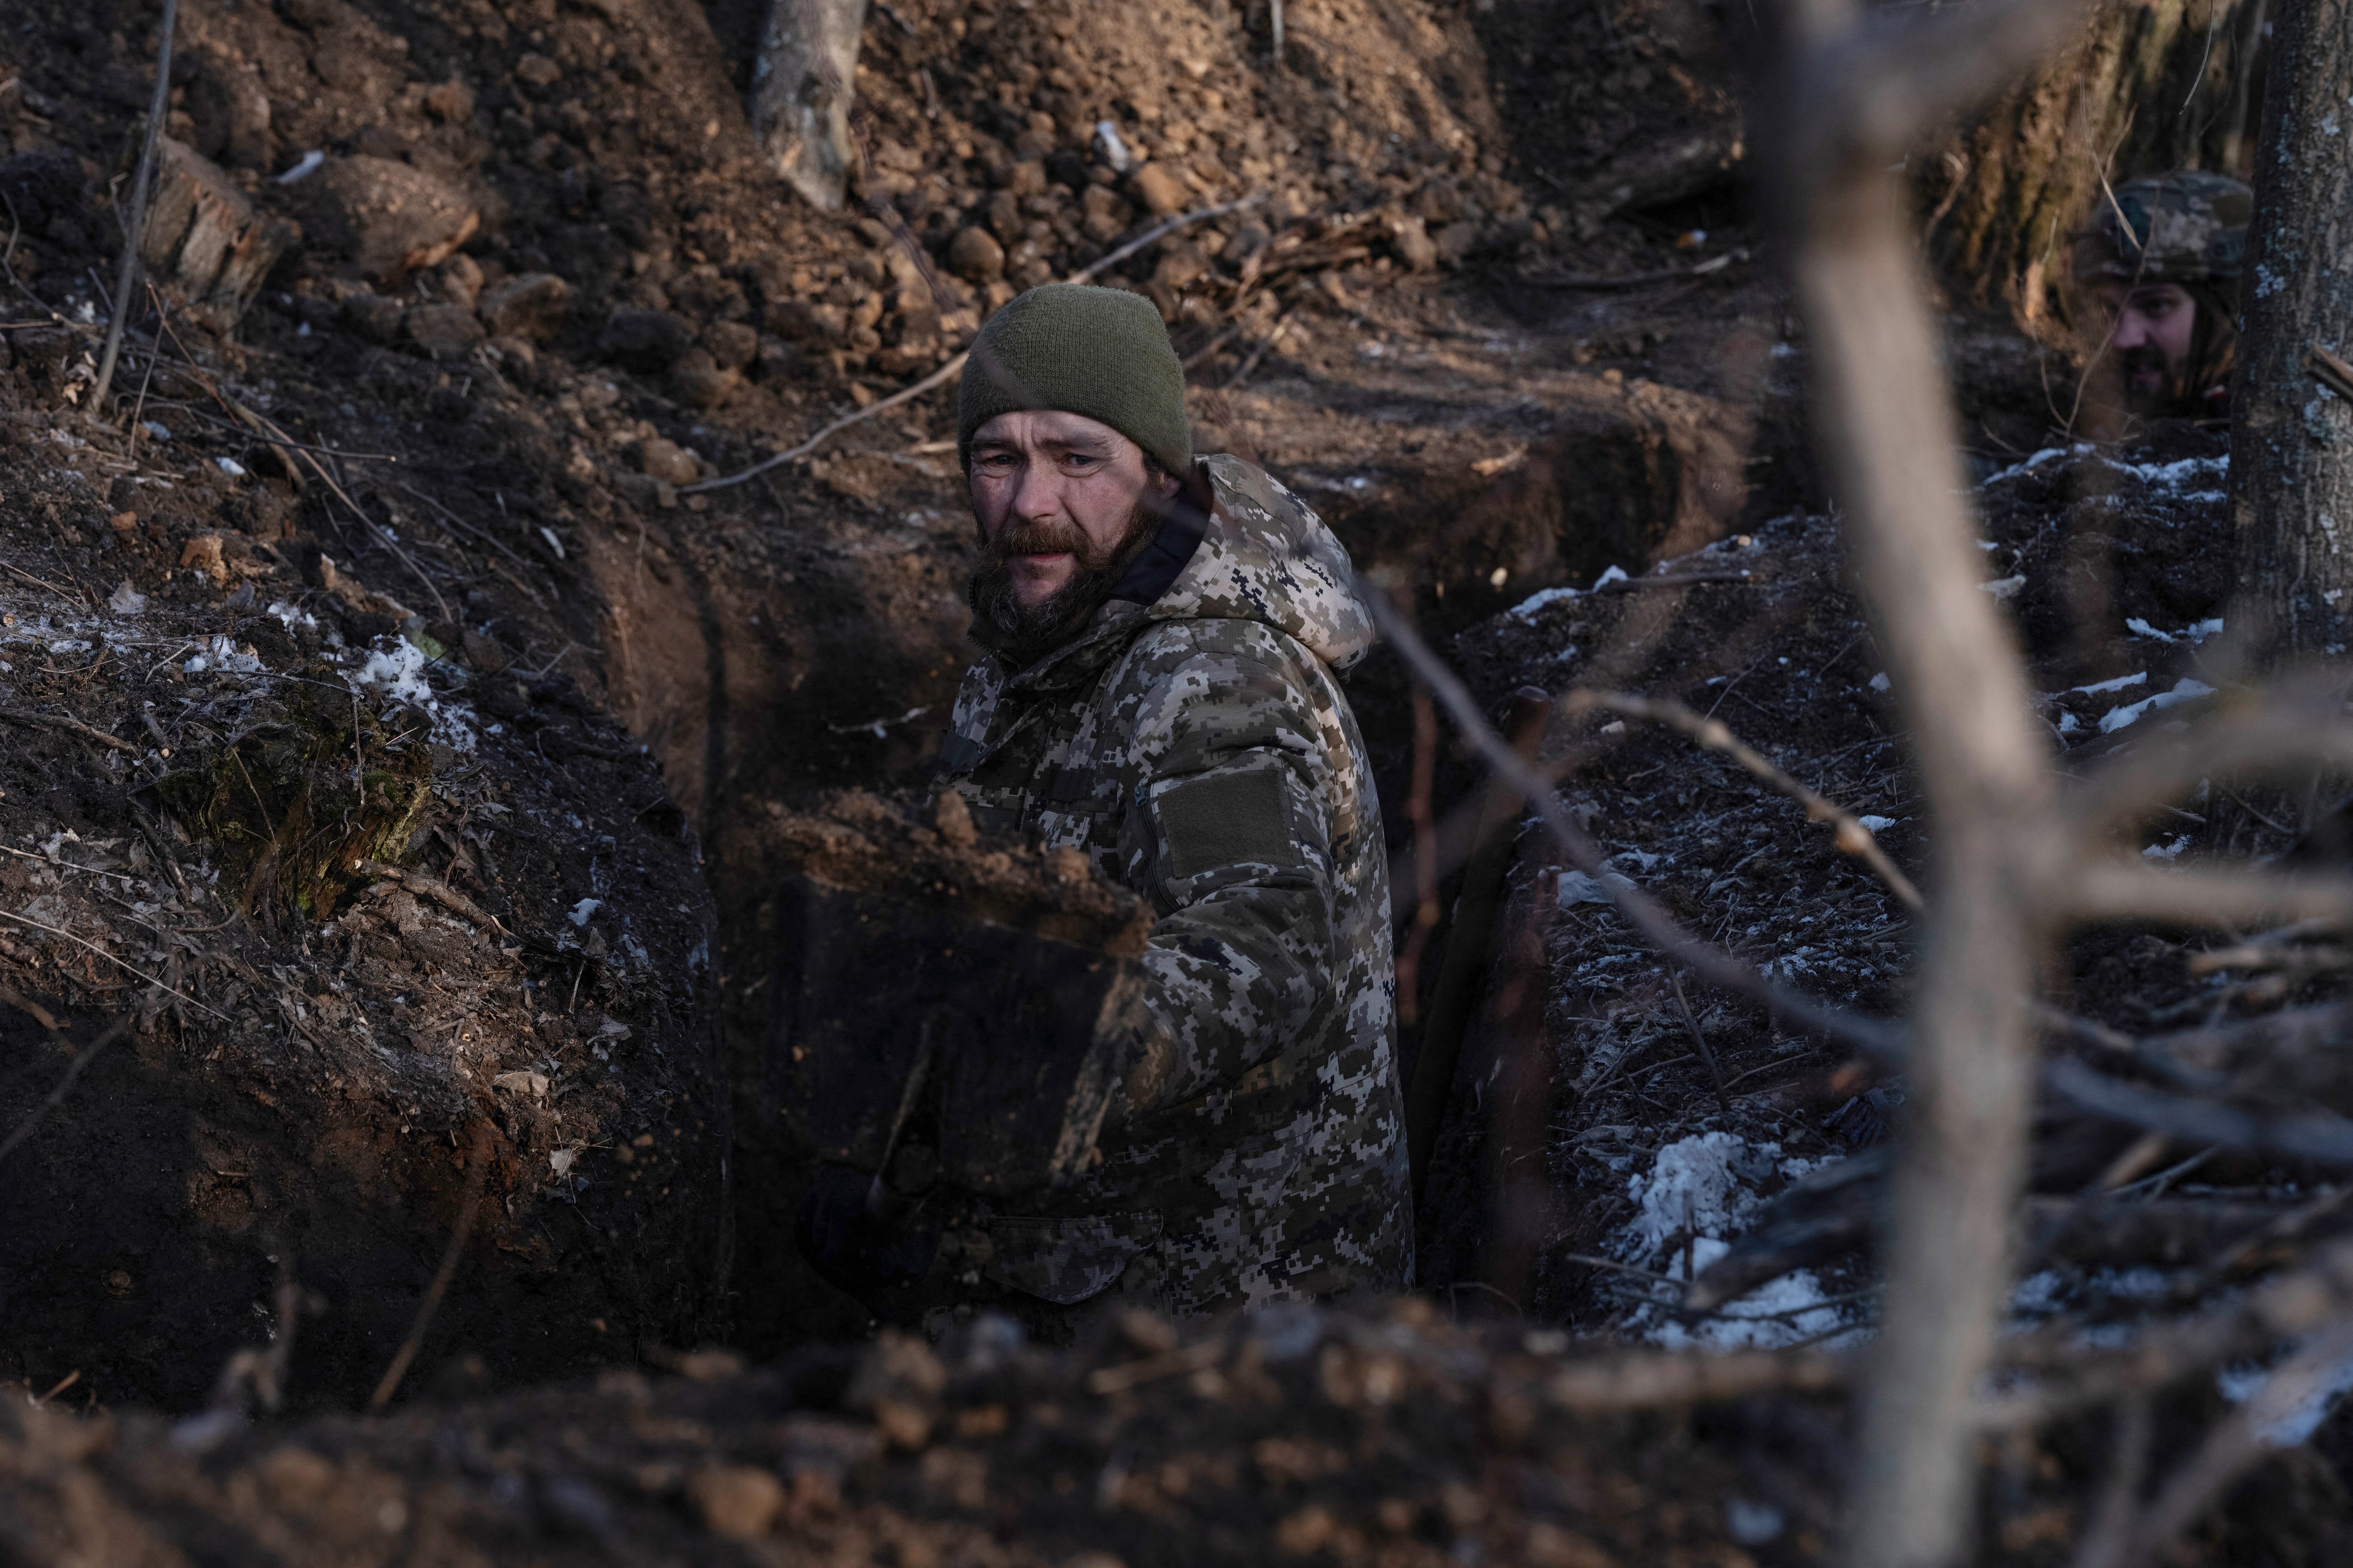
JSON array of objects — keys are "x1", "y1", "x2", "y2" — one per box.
[{"x1": 1, "y1": 0, "x2": 2346, "y2": 1559}]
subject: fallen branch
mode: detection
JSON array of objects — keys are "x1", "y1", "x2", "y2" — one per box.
[
  {"x1": 1565, "y1": 687, "x2": 1925, "y2": 911},
  {"x1": 369, "y1": 1118, "x2": 492, "y2": 1411},
  {"x1": 0, "y1": 998, "x2": 136, "y2": 1164},
  {"x1": 0, "y1": 706, "x2": 139, "y2": 753},
  {"x1": 1986, "y1": 1229, "x2": 2353, "y2": 1422},
  {"x1": 357, "y1": 859, "x2": 513, "y2": 937},
  {"x1": 686, "y1": 195, "x2": 1264, "y2": 496}
]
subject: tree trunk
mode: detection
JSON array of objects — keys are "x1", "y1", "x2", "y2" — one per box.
[
  {"x1": 2232, "y1": 0, "x2": 2353, "y2": 656},
  {"x1": 750, "y1": 0, "x2": 867, "y2": 211},
  {"x1": 1922, "y1": 0, "x2": 2263, "y2": 332}
]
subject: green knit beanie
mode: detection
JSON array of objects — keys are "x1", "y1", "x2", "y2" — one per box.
[{"x1": 957, "y1": 284, "x2": 1193, "y2": 480}]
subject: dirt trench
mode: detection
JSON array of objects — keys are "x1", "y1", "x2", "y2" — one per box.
[{"x1": 0, "y1": 0, "x2": 1822, "y2": 1408}]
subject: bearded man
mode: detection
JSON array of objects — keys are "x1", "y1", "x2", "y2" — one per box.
[
  {"x1": 2073, "y1": 171, "x2": 2251, "y2": 427},
  {"x1": 906, "y1": 283, "x2": 1412, "y2": 1326}
]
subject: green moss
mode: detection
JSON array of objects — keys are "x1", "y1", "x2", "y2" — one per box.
[{"x1": 153, "y1": 668, "x2": 436, "y2": 918}]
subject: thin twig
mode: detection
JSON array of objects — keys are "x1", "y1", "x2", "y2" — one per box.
[
  {"x1": 0, "y1": 999, "x2": 136, "y2": 1164},
  {"x1": 1670, "y1": 968, "x2": 1730, "y2": 1106},
  {"x1": 1568, "y1": 688, "x2": 1924, "y2": 911},
  {"x1": 1360, "y1": 582, "x2": 1899, "y2": 1060},
  {"x1": 686, "y1": 195, "x2": 1265, "y2": 496},
  {"x1": 392, "y1": 481, "x2": 536, "y2": 573},
  {"x1": 0, "y1": 707, "x2": 138, "y2": 753},
  {"x1": 0, "y1": 907, "x2": 228, "y2": 1019},
  {"x1": 369, "y1": 1119, "x2": 492, "y2": 1410},
  {"x1": 91, "y1": 0, "x2": 176, "y2": 410},
  {"x1": 2122, "y1": 1314, "x2": 2353, "y2": 1562}
]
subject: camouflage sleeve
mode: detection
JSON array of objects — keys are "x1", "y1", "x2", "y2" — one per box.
[{"x1": 1109, "y1": 638, "x2": 1342, "y2": 1121}]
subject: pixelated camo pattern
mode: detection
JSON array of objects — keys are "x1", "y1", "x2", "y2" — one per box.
[
  {"x1": 938, "y1": 454, "x2": 1412, "y2": 1318},
  {"x1": 2076, "y1": 171, "x2": 2252, "y2": 284}
]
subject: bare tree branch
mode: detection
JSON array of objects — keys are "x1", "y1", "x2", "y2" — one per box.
[
  {"x1": 1359, "y1": 584, "x2": 1901, "y2": 1059},
  {"x1": 1764, "y1": 2, "x2": 2096, "y2": 1562},
  {"x1": 1565, "y1": 687, "x2": 1925, "y2": 911},
  {"x1": 2066, "y1": 688, "x2": 2353, "y2": 832},
  {"x1": 2121, "y1": 1315, "x2": 2353, "y2": 1561},
  {"x1": 2067, "y1": 862, "x2": 2353, "y2": 926},
  {"x1": 2045, "y1": 1059, "x2": 2353, "y2": 1168},
  {"x1": 1784, "y1": 0, "x2": 2102, "y2": 183}
]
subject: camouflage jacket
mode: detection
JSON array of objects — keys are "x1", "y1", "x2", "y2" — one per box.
[{"x1": 935, "y1": 455, "x2": 1412, "y2": 1320}]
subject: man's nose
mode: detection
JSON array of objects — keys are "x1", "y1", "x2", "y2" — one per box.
[
  {"x1": 1010, "y1": 463, "x2": 1063, "y2": 523},
  {"x1": 2112, "y1": 311, "x2": 2151, "y2": 350}
]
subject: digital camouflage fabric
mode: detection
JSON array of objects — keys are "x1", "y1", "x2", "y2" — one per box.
[
  {"x1": 935, "y1": 454, "x2": 1412, "y2": 1321},
  {"x1": 2072, "y1": 171, "x2": 2252, "y2": 285}
]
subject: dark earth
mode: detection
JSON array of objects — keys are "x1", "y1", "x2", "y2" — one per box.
[{"x1": 3, "y1": 0, "x2": 2351, "y2": 1560}]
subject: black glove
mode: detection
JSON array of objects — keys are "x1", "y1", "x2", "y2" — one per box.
[{"x1": 795, "y1": 1163, "x2": 941, "y2": 1302}]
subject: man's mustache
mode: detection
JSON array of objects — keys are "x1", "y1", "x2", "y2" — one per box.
[
  {"x1": 985, "y1": 517, "x2": 1125, "y2": 572},
  {"x1": 2116, "y1": 344, "x2": 2171, "y2": 385}
]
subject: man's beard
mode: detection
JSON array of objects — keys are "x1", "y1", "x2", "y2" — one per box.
[
  {"x1": 969, "y1": 503, "x2": 1161, "y2": 669},
  {"x1": 2115, "y1": 344, "x2": 2185, "y2": 419}
]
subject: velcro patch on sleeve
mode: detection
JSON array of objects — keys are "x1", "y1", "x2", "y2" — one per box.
[{"x1": 1154, "y1": 768, "x2": 1300, "y2": 879}]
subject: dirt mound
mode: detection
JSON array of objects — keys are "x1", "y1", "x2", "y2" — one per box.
[
  {"x1": 0, "y1": 421, "x2": 726, "y2": 1412},
  {"x1": 5, "y1": 1300, "x2": 1820, "y2": 1568},
  {"x1": 1426, "y1": 423, "x2": 2291, "y2": 1339}
]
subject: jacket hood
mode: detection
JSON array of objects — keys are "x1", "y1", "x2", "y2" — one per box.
[
  {"x1": 1149, "y1": 455, "x2": 1375, "y2": 671},
  {"x1": 1003, "y1": 455, "x2": 1374, "y2": 692}
]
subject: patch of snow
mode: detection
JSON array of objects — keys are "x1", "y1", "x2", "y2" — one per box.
[
  {"x1": 1981, "y1": 574, "x2": 2027, "y2": 601},
  {"x1": 2143, "y1": 834, "x2": 2192, "y2": 860},
  {"x1": 2220, "y1": 1343, "x2": 2353, "y2": 1449},
  {"x1": 274, "y1": 149, "x2": 325, "y2": 184},
  {"x1": 349, "y1": 635, "x2": 478, "y2": 751},
  {"x1": 1649, "y1": 1258, "x2": 1853, "y2": 1352},
  {"x1": 1725, "y1": 1499, "x2": 1786, "y2": 1546},
  {"x1": 1867, "y1": 671, "x2": 1890, "y2": 692},
  {"x1": 1627, "y1": 1133, "x2": 1761, "y2": 1258},
  {"x1": 141, "y1": 421, "x2": 171, "y2": 442},
  {"x1": 215, "y1": 457, "x2": 247, "y2": 478},
  {"x1": 1982, "y1": 444, "x2": 2088, "y2": 486},
  {"x1": 1507, "y1": 585, "x2": 1580, "y2": 621},
  {"x1": 1593, "y1": 564, "x2": 1630, "y2": 588},
  {"x1": 354, "y1": 638, "x2": 434, "y2": 703},
  {"x1": 183, "y1": 635, "x2": 262, "y2": 675},
  {"x1": 2100, "y1": 677, "x2": 2216, "y2": 734},
  {"x1": 2128, "y1": 616, "x2": 2226, "y2": 645},
  {"x1": 2074, "y1": 670, "x2": 2147, "y2": 695},
  {"x1": 2103, "y1": 453, "x2": 2228, "y2": 489},
  {"x1": 1858, "y1": 815, "x2": 1897, "y2": 832},
  {"x1": 107, "y1": 581, "x2": 146, "y2": 616},
  {"x1": 266, "y1": 600, "x2": 318, "y2": 631},
  {"x1": 1557, "y1": 869, "x2": 1635, "y2": 908},
  {"x1": 568, "y1": 898, "x2": 603, "y2": 926},
  {"x1": 2057, "y1": 711, "x2": 2080, "y2": 734}
]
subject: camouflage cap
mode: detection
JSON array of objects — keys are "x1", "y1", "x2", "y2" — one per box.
[{"x1": 2073, "y1": 171, "x2": 2252, "y2": 285}]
